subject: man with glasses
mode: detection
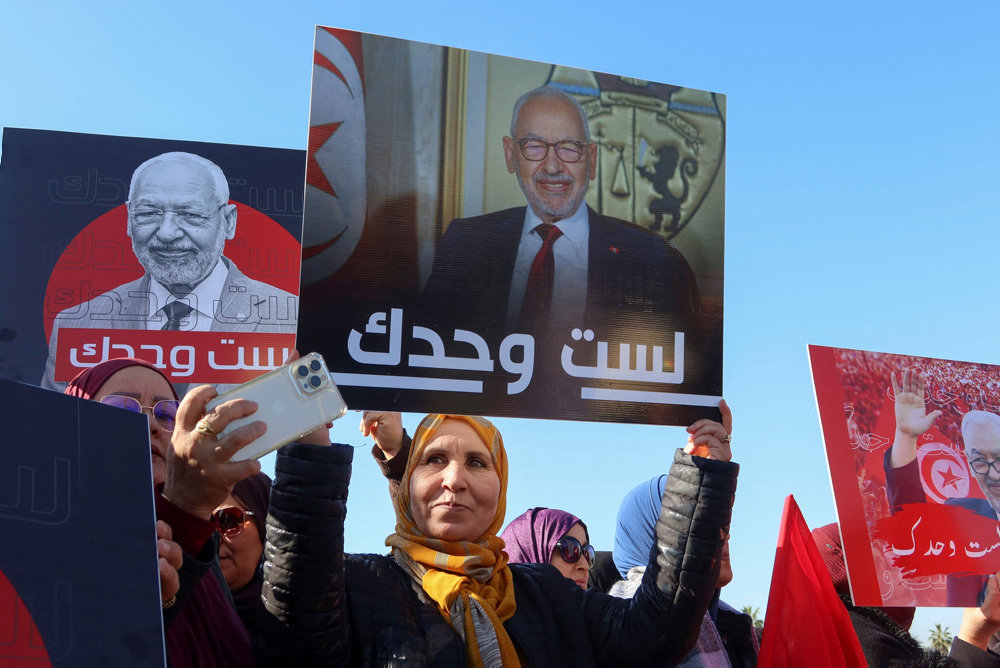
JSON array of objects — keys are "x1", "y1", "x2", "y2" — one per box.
[
  {"x1": 421, "y1": 86, "x2": 699, "y2": 342},
  {"x1": 885, "y1": 368, "x2": 1000, "y2": 603},
  {"x1": 42, "y1": 151, "x2": 296, "y2": 390}
]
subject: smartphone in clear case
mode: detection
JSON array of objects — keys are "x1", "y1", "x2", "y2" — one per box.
[{"x1": 205, "y1": 352, "x2": 348, "y2": 461}]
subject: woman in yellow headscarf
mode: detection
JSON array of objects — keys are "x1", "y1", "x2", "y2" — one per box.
[{"x1": 256, "y1": 412, "x2": 739, "y2": 666}]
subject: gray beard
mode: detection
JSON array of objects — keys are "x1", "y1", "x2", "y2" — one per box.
[
  {"x1": 516, "y1": 169, "x2": 589, "y2": 222},
  {"x1": 133, "y1": 235, "x2": 225, "y2": 293}
]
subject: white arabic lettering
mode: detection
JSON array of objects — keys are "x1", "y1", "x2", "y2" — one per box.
[
  {"x1": 561, "y1": 328, "x2": 685, "y2": 384},
  {"x1": 891, "y1": 516, "x2": 921, "y2": 556},
  {"x1": 347, "y1": 309, "x2": 402, "y2": 365}
]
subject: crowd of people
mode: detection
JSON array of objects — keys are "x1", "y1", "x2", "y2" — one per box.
[
  {"x1": 49, "y1": 352, "x2": 1000, "y2": 666},
  {"x1": 835, "y1": 348, "x2": 1000, "y2": 446}
]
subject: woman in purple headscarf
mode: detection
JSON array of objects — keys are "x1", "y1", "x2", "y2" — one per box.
[{"x1": 500, "y1": 507, "x2": 595, "y2": 589}]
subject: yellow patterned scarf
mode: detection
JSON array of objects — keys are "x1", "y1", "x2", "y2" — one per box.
[{"x1": 386, "y1": 414, "x2": 520, "y2": 667}]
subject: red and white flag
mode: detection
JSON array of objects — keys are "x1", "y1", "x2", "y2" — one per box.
[{"x1": 302, "y1": 27, "x2": 367, "y2": 286}]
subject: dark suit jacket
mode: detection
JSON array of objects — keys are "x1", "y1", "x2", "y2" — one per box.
[{"x1": 420, "y1": 206, "x2": 700, "y2": 343}]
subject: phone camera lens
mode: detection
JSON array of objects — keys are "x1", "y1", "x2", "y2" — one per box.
[
  {"x1": 309, "y1": 375, "x2": 322, "y2": 388},
  {"x1": 297, "y1": 365, "x2": 308, "y2": 377},
  {"x1": 310, "y1": 360, "x2": 321, "y2": 371}
]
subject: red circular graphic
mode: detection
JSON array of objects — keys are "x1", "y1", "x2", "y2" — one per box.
[
  {"x1": 42, "y1": 203, "x2": 300, "y2": 341},
  {"x1": 0, "y1": 566, "x2": 51, "y2": 665}
]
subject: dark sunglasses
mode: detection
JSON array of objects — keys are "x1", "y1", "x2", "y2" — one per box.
[
  {"x1": 212, "y1": 507, "x2": 256, "y2": 537},
  {"x1": 100, "y1": 395, "x2": 179, "y2": 432},
  {"x1": 554, "y1": 536, "x2": 595, "y2": 567}
]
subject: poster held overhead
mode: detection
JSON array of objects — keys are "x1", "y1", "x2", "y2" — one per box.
[
  {"x1": 0, "y1": 128, "x2": 304, "y2": 391},
  {"x1": 298, "y1": 26, "x2": 727, "y2": 426},
  {"x1": 809, "y1": 344, "x2": 1000, "y2": 607}
]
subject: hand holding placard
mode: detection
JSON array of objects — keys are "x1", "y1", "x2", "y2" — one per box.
[
  {"x1": 684, "y1": 399, "x2": 732, "y2": 461},
  {"x1": 362, "y1": 410, "x2": 405, "y2": 460}
]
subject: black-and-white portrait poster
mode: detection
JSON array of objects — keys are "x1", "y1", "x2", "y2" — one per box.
[{"x1": 0, "y1": 128, "x2": 304, "y2": 391}]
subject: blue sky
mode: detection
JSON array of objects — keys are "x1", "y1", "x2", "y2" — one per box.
[{"x1": 6, "y1": 0, "x2": 1000, "y2": 644}]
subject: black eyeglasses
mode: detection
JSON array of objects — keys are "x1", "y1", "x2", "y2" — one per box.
[
  {"x1": 515, "y1": 138, "x2": 589, "y2": 163},
  {"x1": 554, "y1": 535, "x2": 595, "y2": 566},
  {"x1": 212, "y1": 507, "x2": 256, "y2": 537},
  {"x1": 970, "y1": 459, "x2": 1000, "y2": 476},
  {"x1": 99, "y1": 395, "x2": 179, "y2": 431},
  {"x1": 128, "y1": 202, "x2": 227, "y2": 228}
]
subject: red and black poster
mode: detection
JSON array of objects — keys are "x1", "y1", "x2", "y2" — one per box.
[
  {"x1": 810, "y1": 344, "x2": 1000, "y2": 607},
  {"x1": 0, "y1": 128, "x2": 304, "y2": 391},
  {"x1": 0, "y1": 377, "x2": 166, "y2": 665}
]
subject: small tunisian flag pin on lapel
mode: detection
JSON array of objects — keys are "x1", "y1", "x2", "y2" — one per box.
[{"x1": 609, "y1": 246, "x2": 620, "y2": 254}]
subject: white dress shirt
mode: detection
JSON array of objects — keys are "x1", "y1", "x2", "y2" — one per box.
[
  {"x1": 146, "y1": 260, "x2": 229, "y2": 331},
  {"x1": 506, "y1": 202, "x2": 589, "y2": 331}
]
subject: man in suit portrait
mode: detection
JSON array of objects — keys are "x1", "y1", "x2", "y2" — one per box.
[
  {"x1": 885, "y1": 369, "x2": 1000, "y2": 604},
  {"x1": 421, "y1": 86, "x2": 700, "y2": 347},
  {"x1": 42, "y1": 151, "x2": 297, "y2": 390}
]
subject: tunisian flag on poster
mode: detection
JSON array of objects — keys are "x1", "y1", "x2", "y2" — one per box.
[
  {"x1": 302, "y1": 27, "x2": 367, "y2": 287},
  {"x1": 758, "y1": 496, "x2": 867, "y2": 667}
]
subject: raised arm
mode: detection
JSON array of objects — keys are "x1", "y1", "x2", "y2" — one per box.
[
  {"x1": 887, "y1": 369, "x2": 942, "y2": 469},
  {"x1": 255, "y1": 442, "x2": 354, "y2": 666},
  {"x1": 163, "y1": 384, "x2": 263, "y2": 520},
  {"x1": 585, "y1": 432, "x2": 738, "y2": 664},
  {"x1": 362, "y1": 410, "x2": 412, "y2": 499}
]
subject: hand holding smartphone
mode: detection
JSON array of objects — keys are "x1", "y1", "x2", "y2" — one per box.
[{"x1": 205, "y1": 352, "x2": 347, "y2": 461}]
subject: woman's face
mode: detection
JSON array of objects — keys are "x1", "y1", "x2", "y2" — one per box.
[
  {"x1": 718, "y1": 536, "x2": 733, "y2": 588},
  {"x1": 409, "y1": 419, "x2": 501, "y2": 542},
  {"x1": 550, "y1": 522, "x2": 591, "y2": 588},
  {"x1": 92, "y1": 366, "x2": 174, "y2": 485},
  {"x1": 215, "y1": 493, "x2": 263, "y2": 592}
]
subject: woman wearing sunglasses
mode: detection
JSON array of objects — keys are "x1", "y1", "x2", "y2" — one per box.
[
  {"x1": 256, "y1": 412, "x2": 739, "y2": 666},
  {"x1": 213, "y1": 472, "x2": 271, "y2": 632},
  {"x1": 65, "y1": 357, "x2": 259, "y2": 667},
  {"x1": 500, "y1": 507, "x2": 595, "y2": 589}
]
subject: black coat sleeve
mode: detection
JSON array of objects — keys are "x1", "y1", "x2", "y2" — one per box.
[
  {"x1": 255, "y1": 442, "x2": 354, "y2": 667},
  {"x1": 582, "y1": 448, "x2": 738, "y2": 665}
]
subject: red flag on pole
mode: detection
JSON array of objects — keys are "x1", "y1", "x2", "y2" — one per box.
[{"x1": 758, "y1": 495, "x2": 868, "y2": 667}]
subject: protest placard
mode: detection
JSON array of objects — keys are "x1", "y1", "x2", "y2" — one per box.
[
  {"x1": 810, "y1": 344, "x2": 1000, "y2": 606},
  {"x1": 0, "y1": 378, "x2": 166, "y2": 665},
  {"x1": 298, "y1": 26, "x2": 726, "y2": 425},
  {"x1": 0, "y1": 128, "x2": 303, "y2": 390}
]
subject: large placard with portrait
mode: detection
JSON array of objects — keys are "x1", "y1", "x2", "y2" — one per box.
[
  {"x1": 297, "y1": 27, "x2": 726, "y2": 425},
  {"x1": 810, "y1": 344, "x2": 1000, "y2": 607},
  {"x1": 0, "y1": 128, "x2": 303, "y2": 391}
]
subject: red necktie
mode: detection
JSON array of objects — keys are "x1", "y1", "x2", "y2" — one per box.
[{"x1": 520, "y1": 223, "x2": 563, "y2": 330}]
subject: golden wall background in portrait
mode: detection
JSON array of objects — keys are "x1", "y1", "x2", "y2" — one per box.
[{"x1": 355, "y1": 37, "x2": 725, "y2": 309}]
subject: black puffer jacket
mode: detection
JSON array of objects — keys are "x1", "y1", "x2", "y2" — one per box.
[{"x1": 256, "y1": 443, "x2": 738, "y2": 667}]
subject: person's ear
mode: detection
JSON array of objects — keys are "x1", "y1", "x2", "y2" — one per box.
[
  {"x1": 503, "y1": 136, "x2": 516, "y2": 174},
  {"x1": 222, "y1": 203, "x2": 237, "y2": 240},
  {"x1": 587, "y1": 142, "x2": 597, "y2": 181}
]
